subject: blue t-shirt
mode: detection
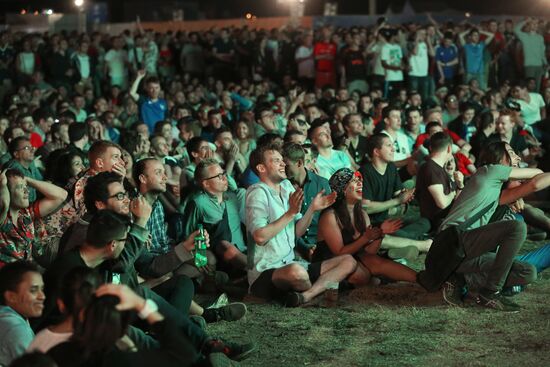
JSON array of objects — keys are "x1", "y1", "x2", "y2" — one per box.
[
  {"x1": 435, "y1": 45, "x2": 458, "y2": 79},
  {"x1": 138, "y1": 95, "x2": 168, "y2": 133},
  {"x1": 464, "y1": 42, "x2": 485, "y2": 74}
]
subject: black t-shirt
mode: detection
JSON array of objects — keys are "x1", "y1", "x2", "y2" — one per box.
[
  {"x1": 360, "y1": 162, "x2": 402, "y2": 223},
  {"x1": 342, "y1": 48, "x2": 367, "y2": 81},
  {"x1": 348, "y1": 135, "x2": 369, "y2": 165},
  {"x1": 487, "y1": 131, "x2": 528, "y2": 156},
  {"x1": 416, "y1": 158, "x2": 455, "y2": 228}
]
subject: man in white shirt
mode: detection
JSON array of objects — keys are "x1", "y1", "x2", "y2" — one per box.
[
  {"x1": 380, "y1": 29, "x2": 405, "y2": 99},
  {"x1": 407, "y1": 28, "x2": 434, "y2": 102},
  {"x1": 245, "y1": 144, "x2": 355, "y2": 306},
  {"x1": 104, "y1": 36, "x2": 128, "y2": 89}
]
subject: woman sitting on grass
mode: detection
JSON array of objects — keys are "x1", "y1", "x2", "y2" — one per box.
[{"x1": 315, "y1": 168, "x2": 417, "y2": 286}]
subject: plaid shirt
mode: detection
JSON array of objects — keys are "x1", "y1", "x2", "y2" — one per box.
[
  {"x1": 146, "y1": 199, "x2": 171, "y2": 254},
  {"x1": 0, "y1": 202, "x2": 47, "y2": 268}
]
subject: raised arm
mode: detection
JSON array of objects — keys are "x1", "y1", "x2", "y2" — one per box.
[
  {"x1": 130, "y1": 69, "x2": 146, "y2": 101},
  {"x1": 26, "y1": 177, "x2": 68, "y2": 217}
]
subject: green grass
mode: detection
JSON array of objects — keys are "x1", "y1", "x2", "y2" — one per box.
[{"x1": 207, "y1": 206, "x2": 550, "y2": 366}]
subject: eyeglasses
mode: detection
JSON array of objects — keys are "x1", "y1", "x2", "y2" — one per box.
[
  {"x1": 17, "y1": 146, "x2": 34, "y2": 151},
  {"x1": 204, "y1": 171, "x2": 227, "y2": 181},
  {"x1": 108, "y1": 191, "x2": 129, "y2": 201},
  {"x1": 296, "y1": 119, "x2": 309, "y2": 126}
]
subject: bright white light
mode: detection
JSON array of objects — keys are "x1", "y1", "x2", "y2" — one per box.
[
  {"x1": 74, "y1": 0, "x2": 84, "y2": 7},
  {"x1": 45, "y1": 9, "x2": 53, "y2": 15}
]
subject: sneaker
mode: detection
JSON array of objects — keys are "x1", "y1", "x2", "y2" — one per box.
[
  {"x1": 284, "y1": 291, "x2": 305, "y2": 307},
  {"x1": 204, "y1": 302, "x2": 247, "y2": 323},
  {"x1": 207, "y1": 293, "x2": 230, "y2": 309},
  {"x1": 476, "y1": 290, "x2": 521, "y2": 312},
  {"x1": 442, "y1": 274, "x2": 465, "y2": 307},
  {"x1": 205, "y1": 339, "x2": 257, "y2": 361},
  {"x1": 501, "y1": 285, "x2": 524, "y2": 297}
]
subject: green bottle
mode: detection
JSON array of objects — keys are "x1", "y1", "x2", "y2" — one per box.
[{"x1": 194, "y1": 224, "x2": 208, "y2": 268}]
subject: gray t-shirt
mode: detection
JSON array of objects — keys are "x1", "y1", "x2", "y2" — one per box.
[{"x1": 440, "y1": 164, "x2": 512, "y2": 231}]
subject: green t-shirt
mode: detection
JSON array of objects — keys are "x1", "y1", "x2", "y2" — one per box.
[{"x1": 440, "y1": 164, "x2": 512, "y2": 231}]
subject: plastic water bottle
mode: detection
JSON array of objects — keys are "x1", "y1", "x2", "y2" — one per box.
[{"x1": 194, "y1": 224, "x2": 208, "y2": 268}]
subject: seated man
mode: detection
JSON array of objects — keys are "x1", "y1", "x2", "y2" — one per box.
[
  {"x1": 62, "y1": 171, "x2": 245, "y2": 324},
  {"x1": 439, "y1": 142, "x2": 548, "y2": 312},
  {"x1": 0, "y1": 169, "x2": 67, "y2": 267},
  {"x1": 46, "y1": 210, "x2": 255, "y2": 362},
  {"x1": 4, "y1": 137, "x2": 44, "y2": 203},
  {"x1": 416, "y1": 132, "x2": 464, "y2": 230},
  {"x1": 309, "y1": 124, "x2": 352, "y2": 180},
  {"x1": 282, "y1": 143, "x2": 332, "y2": 260},
  {"x1": 245, "y1": 144, "x2": 357, "y2": 307},
  {"x1": 183, "y1": 159, "x2": 248, "y2": 271},
  {"x1": 360, "y1": 134, "x2": 431, "y2": 242},
  {"x1": 0, "y1": 261, "x2": 45, "y2": 366}
]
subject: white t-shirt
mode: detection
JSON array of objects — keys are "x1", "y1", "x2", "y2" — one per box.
[
  {"x1": 295, "y1": 46, "x2": 315, "y2": 79},
  {"x1": 408, "y1": 42, "x2": 429, "y2": 77},
  {"x1": 380, "y1": 43, "x2": 404, "y2": 82},
  {"x1": 104, "y1": 49, "x2": 127, "y2": 79},
  {"x1": 27, "y1": 328, "x2": 72, "y2": 353},
  {"x1": 516, "y1": 93, "x2": 546, "y2": 126},
  {"x1": 369, "y1": 42, "x2": 386, "y2": 76},
  {"x1": 381, "y1": 129, "x2": 411, "y2": 161}
]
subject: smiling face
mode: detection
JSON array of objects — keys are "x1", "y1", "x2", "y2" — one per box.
[
  {"x1": 258, "y1": 149, "x2": 287, "y2": 183},
  {"x1": 344, "y1": 173, "x2": 363, "y2": 203},
  {"x1": 4, "y1": 271, "x2": 45, "y2": 319},
  {"x1": 497, "y1": 115, "x2": 514, "y2": 135},
  {"x1": 96, "y1": 181, "x2": 131, "y2": 215},
  {"x1": 140, "y1": 159, "x2": 168, "y2": 194}
]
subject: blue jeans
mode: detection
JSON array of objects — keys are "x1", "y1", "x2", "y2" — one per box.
[{"x1": 516, "y1": 244, "x2": 550, "y2": 273}]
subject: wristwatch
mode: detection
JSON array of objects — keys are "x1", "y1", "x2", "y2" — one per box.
[{"x1": 137, "y1": 299, "x2": 158, "y2": 319}]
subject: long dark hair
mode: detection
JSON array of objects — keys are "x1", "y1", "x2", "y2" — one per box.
[
  {"x1": 59, "y1": 267, "x2": 101, "y2": 326},
  {"x1": 477, "y1": 141, "x2": 508, "y2": 167},
  {"x1": 332, "y1": 199, "x2": 367, "y2": 236},
  {"x1": 72, "y1": 295, "x2": 133, "y2": 360}
]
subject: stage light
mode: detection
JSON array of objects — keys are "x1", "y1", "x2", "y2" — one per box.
[
  {"x1": 74, "y1": 0, "x2": 84, "y2": 7},
  {"x1": 245, "y1": 13, "x2": 252, "y2": 19}
]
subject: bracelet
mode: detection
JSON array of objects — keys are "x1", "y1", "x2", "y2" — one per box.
[{"x1": 137, "y1": 299, "x2": 158, "y2": 319}]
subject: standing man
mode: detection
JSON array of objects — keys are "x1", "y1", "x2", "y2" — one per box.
[
  {"x1": 245, "y1": 144, "x2": 356, "y2": 306},
  {"x1": 130, "y1": 70, "x2": 168, "y2": 134},
  {"x1": 313, "y1": 27, "x2": 337, "y2": 88},
  {"x1": 514, "y1": 18, "x2": 547, "y2": 91}
]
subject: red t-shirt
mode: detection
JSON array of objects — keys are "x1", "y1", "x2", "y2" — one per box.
[
  {"x1": 415, "y1": 129, "x2": 462, "y2": 149},
  {"x1": 313, "y1": 42, "x2": 337, "y2": 72}
]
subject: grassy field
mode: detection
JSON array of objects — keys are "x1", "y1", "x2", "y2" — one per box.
[{"x1": 207, "y1": 238, "x2": 550, "y2": 367}]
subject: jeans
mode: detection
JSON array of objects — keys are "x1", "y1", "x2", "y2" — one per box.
[
  {"x1": 408, "y1": 75, "x2": 430, "y2": 101},
  {"x1": 457, "y1": 220, "x2": 527, "y2": 292},
  {"x1": 517, "y1": 243, "x2": 550, "y2": 273},
  {"x1": 394, "y1": 217, "x2": 431, "y2": 240}
]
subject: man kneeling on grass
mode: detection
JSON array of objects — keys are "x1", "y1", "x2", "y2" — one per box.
[{"x1": 245, "y1": 144, "x2": 357, "y2": 307}]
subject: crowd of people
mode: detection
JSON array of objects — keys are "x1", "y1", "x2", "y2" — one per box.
[{"x1": 0, "y1": 14, "x2": 550, "y2": 367}]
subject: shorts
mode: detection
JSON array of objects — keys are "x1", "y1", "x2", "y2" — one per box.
[{"x1": 250, "y1": 262, "x2": 322, "y2": 301}]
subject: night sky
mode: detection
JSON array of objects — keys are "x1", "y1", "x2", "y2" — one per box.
[{"x1": 1, "y1": 0, "x2": 549, "y2": 22}]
